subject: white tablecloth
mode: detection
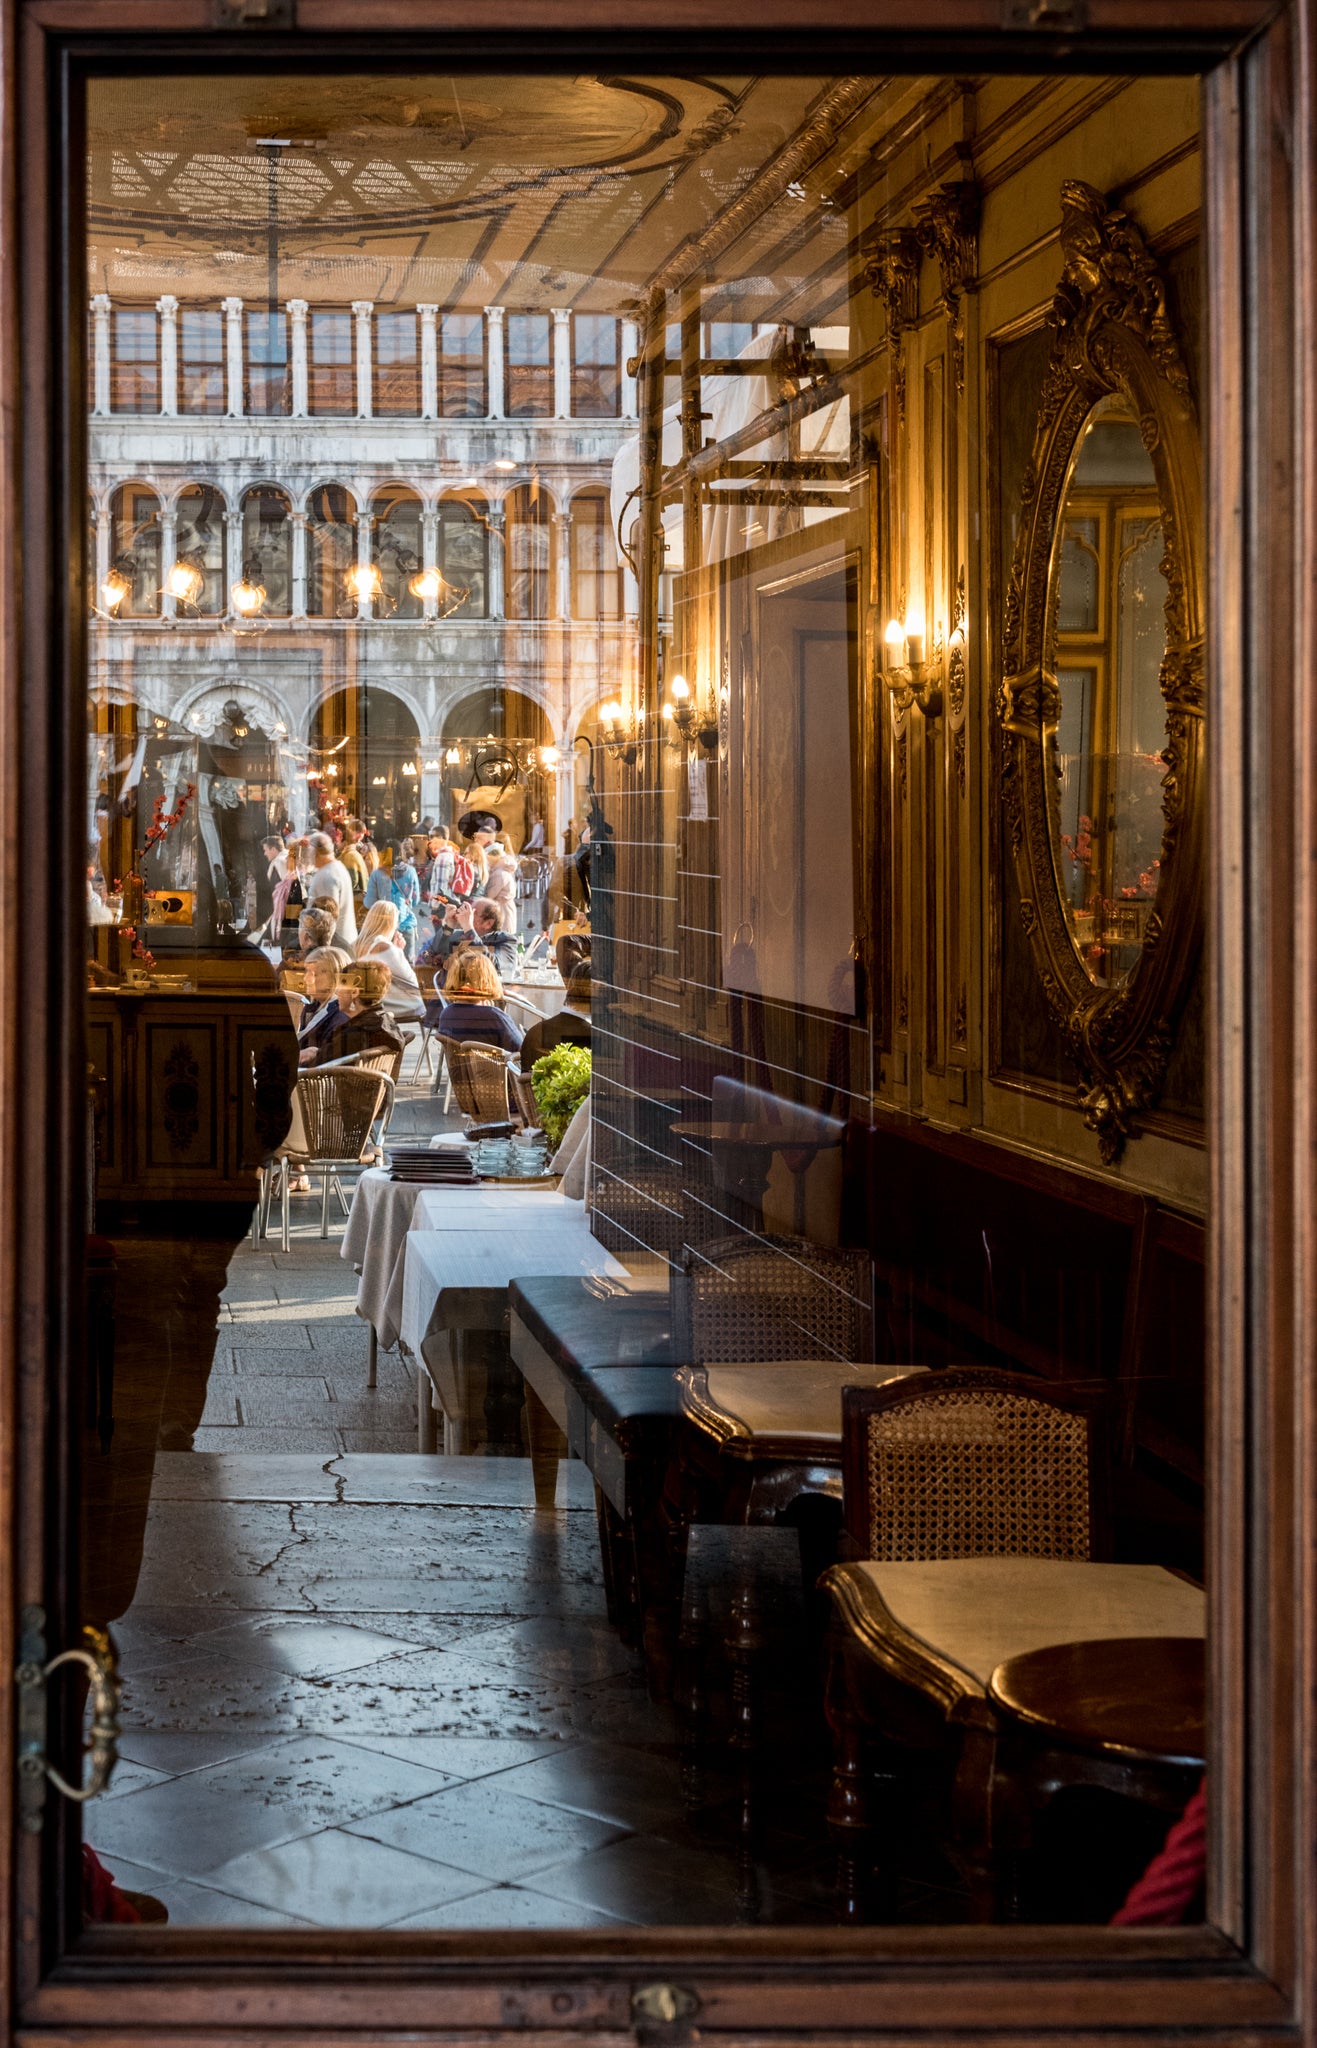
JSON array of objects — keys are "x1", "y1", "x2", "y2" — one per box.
[
  {"x1": 400, "y1": 1224, "x2": 626, "y2": 1432},
  {"x1": 343, "y1": 1171, "x2": 575, "y2": 1350},
  {"x1": 340, "y1": 1169, "x2": 433, "y2": 1348}
]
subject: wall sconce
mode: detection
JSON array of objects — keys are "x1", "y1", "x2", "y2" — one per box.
[
  {"x1": 230, "y1": 576, "x2": 267, "y2": 621},
  {"x1": 660, "y1": 672, "x2": 719, "y2": 753},
  {"x1": 371, "y1": 774, "x2": 387, "y2": 786},
  {"x1": 883, "y1": 613, "x2": 944, "y2": 718},
  {"x1": 344, "y1": 563, "x2": 383, "y2": 604},
  {"x1": 99, "y1": 566, "x2": 130, "y2": 616},
  {"x1": 600, "y1": 699, "x2": 640, "y2": 767},
  {"x1": 165, "y1": 556, "x2": 205, "y2": 607}
]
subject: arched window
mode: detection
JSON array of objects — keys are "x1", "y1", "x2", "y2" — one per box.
[
  {"x1": 436, "y1": 494, "x2": 488, "y2": 618},
  {"x1": 505, "y1": 483, "x2": 553, "y2": 620},
  {"x1": 305, "y1": 484, "x2": 357, "y2": 617},
  {"x1": 370, "y1": 486, "x2": 425, "y2": 621},
  {"x1": 571, "y1": 489, "x2": 622, "y2": 618},
  {"x1": 107, "y1": 483, "x2": 161, "y2": 616},
  {"x1": 238, "y1": 485, "x2": 292, "y2": 616},
  {"x1": 172, "y1": 483, "x2": 226, "y2": 614}
]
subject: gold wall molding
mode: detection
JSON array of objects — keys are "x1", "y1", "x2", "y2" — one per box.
[{"x1": 998, "y1": 179, "x2": 1204, "y2": 1164}]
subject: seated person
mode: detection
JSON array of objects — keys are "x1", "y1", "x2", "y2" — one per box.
[
  {"x1": 296, "y1": 944, "x2": 352, "y2": 1059},
  {"x1": 520, "y1": 966, "x2": 592, "y2": 1072},
  {"x1": 432, "y1": 949, "x2": 523, "y2": 1055},
  {"x1": 304, "y1": 959, "x2": 405, "y2": 1067},
  {"x1": 289, "y1": 905, "x2": 336, "y2": 964},
  {"x1": 354, "y1": 901, "x2": 426, "y2": 1021},
  {"x1": 418, "y1": 896, "x2": 518, "y2": 980}
]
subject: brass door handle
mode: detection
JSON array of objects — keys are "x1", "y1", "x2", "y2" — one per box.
[{"x1": 15, "y1": 1608, "x2": 121, "y2": 1831}]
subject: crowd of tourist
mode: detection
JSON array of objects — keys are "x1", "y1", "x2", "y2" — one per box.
[{"x1": 272, "y1": 805, "x2": 593, "y2": 1094}]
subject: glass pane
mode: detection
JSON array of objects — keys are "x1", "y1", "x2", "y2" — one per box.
[{"x1": 82, "y1": 67, "x2": 1209, "y2": 1943}]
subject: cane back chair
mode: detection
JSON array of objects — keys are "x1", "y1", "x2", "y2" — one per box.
[
  {"x1": 259, "y1": 1065, "x2": 396, "y2": 1252},
  {"x1": 816, "y1": 1369, "x2": 1211, "y2": 1920},
  {"x1": 443, "y1": 1038, "x2": 520, "y2": 1127}
]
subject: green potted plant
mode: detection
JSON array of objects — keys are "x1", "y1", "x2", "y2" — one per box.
[{"x1": 530, "y1": 1043, "x2": 591, "y2": 1151}]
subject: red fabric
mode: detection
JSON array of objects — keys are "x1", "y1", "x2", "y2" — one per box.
[
  {"x1": 82, "y1": 1843, "x2": 143, "y2": 1924},
  {"x1": 1110, "y1": 1780, "x2": 1207, "y2": 1925}
]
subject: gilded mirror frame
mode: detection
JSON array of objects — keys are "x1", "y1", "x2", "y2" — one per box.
[{"x1": 999, "y1": 179, "x2": 1204, "y2": 1163}]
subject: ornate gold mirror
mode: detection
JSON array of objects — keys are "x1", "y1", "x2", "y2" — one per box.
[{"x1": 1000, "y1": 181, "x2": 1203, "y2": 1161}]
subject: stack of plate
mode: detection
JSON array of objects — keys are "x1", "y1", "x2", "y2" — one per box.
[{"x1": 386, "y1": 1144, "x2": 479, "y2": 1185}]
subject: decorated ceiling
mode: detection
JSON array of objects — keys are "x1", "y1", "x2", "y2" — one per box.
[{"x1": 87, "y1": 73, "x2": 881, "y2": 316}]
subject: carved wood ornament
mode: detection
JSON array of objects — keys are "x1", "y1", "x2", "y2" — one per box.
[{"x1": 999, "y1": 181, "x2": 1204, "y2": 1163}]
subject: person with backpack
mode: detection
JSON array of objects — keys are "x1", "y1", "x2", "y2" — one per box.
[{"x1": 362, "y1": 838, "x2": 421, "y2": 957}]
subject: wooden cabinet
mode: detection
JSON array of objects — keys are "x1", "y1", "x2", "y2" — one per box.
[{"x1": 89, "y1": 987, "x2": 295, "y2": 1204}]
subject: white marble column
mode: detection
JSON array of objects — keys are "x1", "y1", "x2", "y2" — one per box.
[
  {"x1": 486, "y1": 505, "x2": 505, "y2": 617},
  {"x1": 225, "y1": 507, "x2": 243, "y2": 610},
  {"x1": 419, "y1": 305, "x2": 439, "y2": 419},
  {"x1": 156, "y1": 294, "x2": 178, "y2": 416},
  {"x1": 621, "y1": 318, "x2": 639, "y2": 420},
  {"x1": 288, "y1": 299, "x2": 309, "y2": 417},
  {"x1": 291, "y1": 509, "x2": 307, "y2": 617},
  {"x1": 353, "y1": 300, "x2": 373, "y2": 419},
  {"x1": 91, "y1": 295, "x2": 112, "y2": 417},
  {"x1": 552, "y1": 307, "x2": 572, "y2": 418},
  {"x1": 484, "y1": 305, "x2": 505, "y2": 419},
  {"x1": 94, "y1": 505, "x2": 111, "y2": 602},
  {"x1": 421, "y1": 507, "x2": 440, "y2": 619},
  {"x1": 222, "y1": 296, "x2": 244, "y2": 417},
  {"x1": 420, "y1": 737, "x2": 444, "y2": 821},
  {"x1": 160, "y1": 504, "x2": 179, "y2": 620},
  {"x1": 554, "y1": 511, "x2": 573, "y2": 619},
  {"x1": 355, "y1": 506, "x2": 374, "y2": 619}
]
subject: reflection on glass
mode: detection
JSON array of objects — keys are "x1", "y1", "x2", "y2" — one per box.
[
  {"x1": 79, "y1": 69, "x2": 1206, "y2": 1940},
  {"x1": 1049, "y1": 402, "x2": 1170, "y2": 983}
]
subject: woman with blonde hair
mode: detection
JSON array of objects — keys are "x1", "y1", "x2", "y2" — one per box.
[
  {"x1": 433, "y1": 945, "x2": 523, "y2": 1055},
  {"x1": 353, "y1": 900, "x2": 425, "y2": 1019}
]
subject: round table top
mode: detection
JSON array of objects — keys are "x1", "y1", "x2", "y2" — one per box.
[{"x1": 987, "y1": 1635, "x2": 1205, "y2": 1769}]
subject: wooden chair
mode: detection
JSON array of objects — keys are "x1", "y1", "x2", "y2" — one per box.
[{"x1": 817, "y1": 1368, "x2": 1202, "y2": 1919}]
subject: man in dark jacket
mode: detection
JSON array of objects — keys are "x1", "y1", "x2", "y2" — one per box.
[{"x1": 417, "y1": 897, "x2": 518, "y2": 983}]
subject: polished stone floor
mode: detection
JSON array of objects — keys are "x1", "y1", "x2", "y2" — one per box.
[{"x1": 87, "y1": 1073, "x2": 844, "y2": 1930}]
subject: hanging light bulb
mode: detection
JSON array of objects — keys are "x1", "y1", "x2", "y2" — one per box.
[
  {"x1": 230, "y1": 576, "x2": 266, "y2": 617},
  {"x1": 408, "y1": 567, "x2": 445, "y2": 603},
  {"x1": 422, "y1": 758, "x2": 441, "y2": 773},
  {"x1": 345, "y1": 562, "x2": 383, "y2": 602},
  {"x1": 166, "y1": 558, "x2": 204, "y2": 605},
  {"x1": 100, "y1": 566, "x2": 130, "y2": 614},
  {"x1": 445, "y1": 746, "x2": 460, "y2": 766},
  {"x1": 401, "y1": 759, "x2": 419, "y2": 777}
]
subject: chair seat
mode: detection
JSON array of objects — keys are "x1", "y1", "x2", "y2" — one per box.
[
  {"x1": 833, "y1": 1557, "x2": 1206, "y2": 1693},
  {"x1": 678, "y1": 1361, "x2": 923, "y2": 1460}
]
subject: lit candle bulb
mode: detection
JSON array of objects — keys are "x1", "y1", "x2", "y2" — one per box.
[
  {"x1": 670, "y1": 674, "x2": 690, "y2": 701},
  {"x1": 884, "y1": 618, "x2": 905, "y2": 670}
]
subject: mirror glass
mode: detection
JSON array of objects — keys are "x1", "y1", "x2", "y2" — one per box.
[{"x1": 1047, "y1": 399, "x2": 1171, "y2": 985}]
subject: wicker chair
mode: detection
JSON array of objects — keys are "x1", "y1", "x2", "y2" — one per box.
[
  {"x1": 672, "y1": 1232, "x2": 872, "y2": 1365},
  {"x1": 259, "y1": 1066, "x2": 395, "y2": 1252},
  {"x1": 817, "y1": 1368, "x2": 1191, "y2": 1919},
  {"x1": 442, "y1": 1038, "x2": 520, "y2": 1127}
]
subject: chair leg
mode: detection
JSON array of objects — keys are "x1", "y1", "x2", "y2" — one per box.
[
  {"x1": 320, "y1": 1167, "x2": 331, "y2": 1238},
  {"x1": 250, "y1": 1169, "x2": 263, "y2": 1249},
  {"x1": 332, "y1": 1172, "x2": 350, "y2": 1219},
  {"x1": 280, "y1": 1158, "x2": 291, "y2": 1254},
  {"x1": 367, "y1": 1324, "x2": 378, "y2": 1391},
  {"x1": 417, "y1": 1366, "x2": 437, "y2": 1453}
]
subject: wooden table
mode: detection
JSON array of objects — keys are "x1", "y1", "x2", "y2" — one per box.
[
  {"x1": 669, "y1": 1118, "x2": 843, "y2": 1222},
  {"x1": 986, "y1": 1634, "x2": 1206, "y2": 1917}
]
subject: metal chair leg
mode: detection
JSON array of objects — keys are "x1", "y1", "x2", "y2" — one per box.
[
  {"x1": 320, "y1": 1166, "x2": 331, "y2": 1238},
  {"x1": 280, "y1": 1157, "x2": 291, "y2": 1254},
  {"x1": 250, "y1": 1169, "x2": 263, "y2": 1249},
  {"x1": 368, "y1": 1325, "x2": 378, "y2": 1391}
]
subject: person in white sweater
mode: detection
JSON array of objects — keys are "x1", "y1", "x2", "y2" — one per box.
[
  {"x1": 483, "y1": 842, "x2": 519, "y2": 935},
  {"x1": 354, "y1": 900, "x2": 425, "y2": 1020},
  {"x1": 305, "y1": 831, "x2": 358, "y2": 945}
]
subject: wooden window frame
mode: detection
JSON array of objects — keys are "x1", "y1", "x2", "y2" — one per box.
[{"x1": 1, "y1": 3, "x2": 1313, "y2": 2041}]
